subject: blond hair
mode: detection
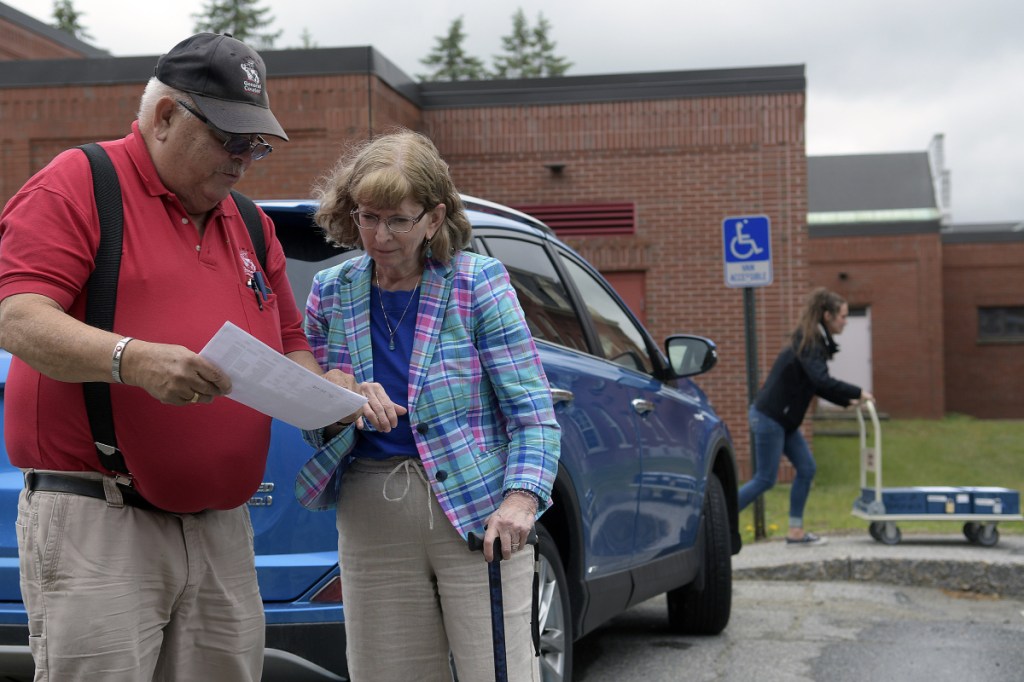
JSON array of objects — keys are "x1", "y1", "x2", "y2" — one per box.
[{"x1": 312, "y1": 129, "x2": 471, "y2": 263}]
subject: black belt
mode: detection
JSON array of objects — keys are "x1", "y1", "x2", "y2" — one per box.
[{"x1": 25, "y1": 471, "x2": 164, "y2": 512}]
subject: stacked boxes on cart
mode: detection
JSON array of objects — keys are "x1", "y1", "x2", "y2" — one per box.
[{"x1": 858, "y1": 486, "x2": 1021, "y2": 515}]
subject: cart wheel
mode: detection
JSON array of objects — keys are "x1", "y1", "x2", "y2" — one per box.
[
  {"x1": 878, "y1": 522, "x2": 901, "y2": 545},
  {"x1": 868, "y1": 522, "x2": 884, "y2": 542},
  {"x1": 963, "y1": 522, "x2": 982, "y2": 543},
  {"x1": 975, "y1": 523, "x2": 1000, "y2": 547}
]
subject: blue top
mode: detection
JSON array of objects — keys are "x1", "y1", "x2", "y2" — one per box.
[
  {"x1": 298, "y1": 251, "x2": 560, "y2": 539},
  {"x1": 351, "y1": 285, "x2": 419, "y2": 460}
]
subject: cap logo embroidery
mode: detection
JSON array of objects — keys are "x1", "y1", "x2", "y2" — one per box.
[{"x1": 240, "y1": 58, "x2": 262, "y2": 95}]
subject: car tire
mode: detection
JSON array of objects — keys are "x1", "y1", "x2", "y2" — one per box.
[
  {"x1": 666, "y1": 474, "x2": 732, "y2": 635},
  {"x1": 537, "y1": 524, "x2": 573, "y2": 682}
]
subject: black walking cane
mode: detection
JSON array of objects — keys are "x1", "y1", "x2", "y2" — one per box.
[{"x1": 467, "y1": 527, "x2": 539, "y2": 682}]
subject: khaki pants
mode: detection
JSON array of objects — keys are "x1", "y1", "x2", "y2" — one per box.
[
  {"x1": 16, "y1": 472, "x2": 264, "y2": 682},
  {"x1": 338, "y1": 457, "x2": 540, "y2": 682}
]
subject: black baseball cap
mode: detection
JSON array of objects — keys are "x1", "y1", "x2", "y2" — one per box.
[{"x1": 155, "y1": 33, "x2": 288, "y2": 140}]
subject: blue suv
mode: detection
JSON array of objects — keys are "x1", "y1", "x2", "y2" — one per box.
[{"x1": 0, "y1": 197, "x2": 740, "y2": 682}]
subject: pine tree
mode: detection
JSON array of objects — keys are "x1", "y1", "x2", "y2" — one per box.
[
  {"x1": 418, "y1": 17, "x2": 489, "y2": 82},
  {"x1": 298, "y1": 28, "x2": 317, "y2": 49},
  {"x1": 531, "y1": 14, "x2": 572, "y2": 77},
  {"x1": 192, "y1": 0, "x2": 282, "y2": 50},
  {"x1": 491, "y1": 9, "x2": 534, "y2": 79},
  {"x1": 52, "y1": 0, "x2": 92, "y2": 41},
  {"x1": 492, "y1": 9, "x2": 571, "y2": 79}
]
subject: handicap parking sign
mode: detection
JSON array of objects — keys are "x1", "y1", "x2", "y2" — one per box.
[{"x1": 722, "y1": 215, "x2": 772, "y2": 288}]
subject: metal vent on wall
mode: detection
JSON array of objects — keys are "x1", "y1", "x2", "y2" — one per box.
[{"x1": 513, "y1": 203, "x2": 636, "y2": 236}]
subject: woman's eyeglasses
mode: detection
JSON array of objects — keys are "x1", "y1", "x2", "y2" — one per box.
[
  {"x1": 177, "y1": 100, "x2": 273, "y2": 161},
  {"x1": 350, "y1": 208, "x2": 429, "y2": 234}
]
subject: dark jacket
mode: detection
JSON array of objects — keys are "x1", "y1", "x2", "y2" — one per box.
[{"x1": 754, "y1": 326, "x2": 861, "y2": 432}]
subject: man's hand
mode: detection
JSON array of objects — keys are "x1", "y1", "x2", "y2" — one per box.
[
  {"x1": 120, "y1": 339, "x2": 231, "y2": 405},
  {"x1": 0, "y1": 294, "x2": 228, "y2": 406}
]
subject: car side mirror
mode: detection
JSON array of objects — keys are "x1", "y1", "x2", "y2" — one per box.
[{"x1": 665, "y1": 335, "x2": 718, "y2": 377}]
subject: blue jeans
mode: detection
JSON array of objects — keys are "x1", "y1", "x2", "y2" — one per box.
[{"x1": 738, "y1": 405, "x2": 817, "y2": 528}]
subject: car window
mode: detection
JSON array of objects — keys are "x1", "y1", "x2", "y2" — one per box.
[
  {"x1": 557, "y1": 253, "x2": 654, "y2": 374},
  {"x1": 482, "y1": 236, "x2": 588, "y2": 353}
]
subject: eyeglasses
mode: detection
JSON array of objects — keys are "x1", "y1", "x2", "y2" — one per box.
[
  {"x1": 176, "y1": 100, "x2": 274, "y2": 161},
  {"x1": 350, "y1": 208, "x2": 429, "y2": 234}
]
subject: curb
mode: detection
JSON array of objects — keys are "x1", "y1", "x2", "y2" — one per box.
[
  {"x1": 732, "y1": 532, "x2": 1024, "y2": 598},
  {"x1": 734, "y1": 556, "x2": 1024, "y2": 597}
]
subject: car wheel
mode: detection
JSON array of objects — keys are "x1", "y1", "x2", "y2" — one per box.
[
  {"x1": 666, "y1": 474, "x2": 732, "y2": 635},
  {"x1": 537, "y1": 524, "x2": 573, "y2": 682}
]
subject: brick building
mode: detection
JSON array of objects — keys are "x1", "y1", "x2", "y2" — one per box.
[
  {"x1": 1, "y1": 5, "x2": 1021, "y2": 480},
  {"x1": 0, "y1": 2, "x2": 106, "y2": 60},
  {"x1": 0, "y1": 37, "x2": 809, "y2": 476},
  {"x1": 807, "y1": 145, "x2": 948, "y2": 419},
  {"x1": 941, "y1": 223, "x2": 1024, "y2": 418},
  {"x1": 808, "y1": 138, "x2": 1024, "y2": 421}
]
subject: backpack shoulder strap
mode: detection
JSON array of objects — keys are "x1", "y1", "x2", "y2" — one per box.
[
  {"x1": 231, "y1": 190, "x2": 266, "y2": 272},
  {"x1": 78, "y1": 142, "x2": 130, "y2": 476},
  {"x1": 81, "y1": 143, "x2": 123, "y2": 329}
]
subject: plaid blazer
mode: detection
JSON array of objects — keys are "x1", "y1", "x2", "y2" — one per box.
[{"x1": 295, "y1": 250, "x2": 560, "y2": 539}]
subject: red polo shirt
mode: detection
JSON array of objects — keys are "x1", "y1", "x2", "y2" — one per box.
[{"x1": 0, "y1": 123, "x2": 310, "y2": 512}]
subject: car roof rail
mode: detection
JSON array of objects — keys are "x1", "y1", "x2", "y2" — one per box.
[
  {"x1": 461, "y1": 195, "x2": 553, "y2": 234},
  {"x1": 256, "y1": 196, "x2": 554, "y2": 236}
]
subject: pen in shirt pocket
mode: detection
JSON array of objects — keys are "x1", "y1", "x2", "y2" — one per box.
[
  {"x1": 253, "y1": 271, "x2": 272, "y2": 298},
  {"x1": 247, "y1": 272, "x2": 271, "y2": 311}
]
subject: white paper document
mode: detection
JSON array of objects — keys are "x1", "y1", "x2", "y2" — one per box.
[{"x1": 199, "y1": 321, "x2": 367, "y2": 430}]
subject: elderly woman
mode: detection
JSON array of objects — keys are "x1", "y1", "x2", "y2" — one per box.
[{"x1": 295, "y1": 129, "x2": 560, "y2": 681}]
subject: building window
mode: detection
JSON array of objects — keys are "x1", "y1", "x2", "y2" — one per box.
[
  {"x1": 513, "y1": 203, "x2": 635, "y2": 236},
  {"x1": 978, "y1": 306, "x2": 1024, "y2": 343}
]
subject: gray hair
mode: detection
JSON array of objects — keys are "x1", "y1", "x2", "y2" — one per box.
[{"x1": 137, "y1": 77, "x2": 193, "y2": 130}]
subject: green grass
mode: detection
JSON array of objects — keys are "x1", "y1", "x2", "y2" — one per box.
[{"x1": 739, "y1": 414, "x2": 1024, "y2": 542}]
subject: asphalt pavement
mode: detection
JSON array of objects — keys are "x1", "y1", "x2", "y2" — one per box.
[{"x1": 732, "y1": 528, "x2": 1024, "y2": 597}]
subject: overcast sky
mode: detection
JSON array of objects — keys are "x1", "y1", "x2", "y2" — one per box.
[{"x1": 7, "y1": 0, "x2": 1024, "y2": 223}]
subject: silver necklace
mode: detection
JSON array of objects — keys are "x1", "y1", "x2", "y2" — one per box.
[{"x1": 375, "y1": 270, "x2": 419, "y2": 351}]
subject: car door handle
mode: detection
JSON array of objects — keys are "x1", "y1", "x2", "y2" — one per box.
[
  {"x1": 550, "y1": 388, "x2": 574, "y2": 405},
  {"x1": 631, "y1": 398, "x2": 654, "y2": 415}
]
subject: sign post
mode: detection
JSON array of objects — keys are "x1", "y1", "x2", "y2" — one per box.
[{"x1": 723, "y1": 216, "x2": 772, "y2": 540}]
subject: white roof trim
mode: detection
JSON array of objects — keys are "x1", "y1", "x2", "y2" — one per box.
[{"x1": 808, "y1": 208, "x2": 942, "y2": 225}]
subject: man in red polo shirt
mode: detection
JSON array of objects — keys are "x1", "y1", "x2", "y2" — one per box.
[{"x1": 0, "y1": 33, "x2": 369, "y2": 681}]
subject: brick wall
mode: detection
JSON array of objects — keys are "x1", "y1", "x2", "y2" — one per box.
[
  {"x1": 809, "y1": 230, "x2": 945, "y2": 418},
  {"x1": 231, "y1": 75, "x2": 423, "y2": 198},
  {"x1": 0, "y1": 83, "x2": 142, "y2": 199},
  {"x1": 424, "y1": 93, "x2": 809, "y2": 478},
  {"x1": 943, "y1": 241, "x2": 1024, "y2": 417},
  {"x1": 0, "y1": 17, "x2": 90, "y2": 60},
  {"x1": 0, "y1": 74, "x2": 423, "y2": 203}
]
